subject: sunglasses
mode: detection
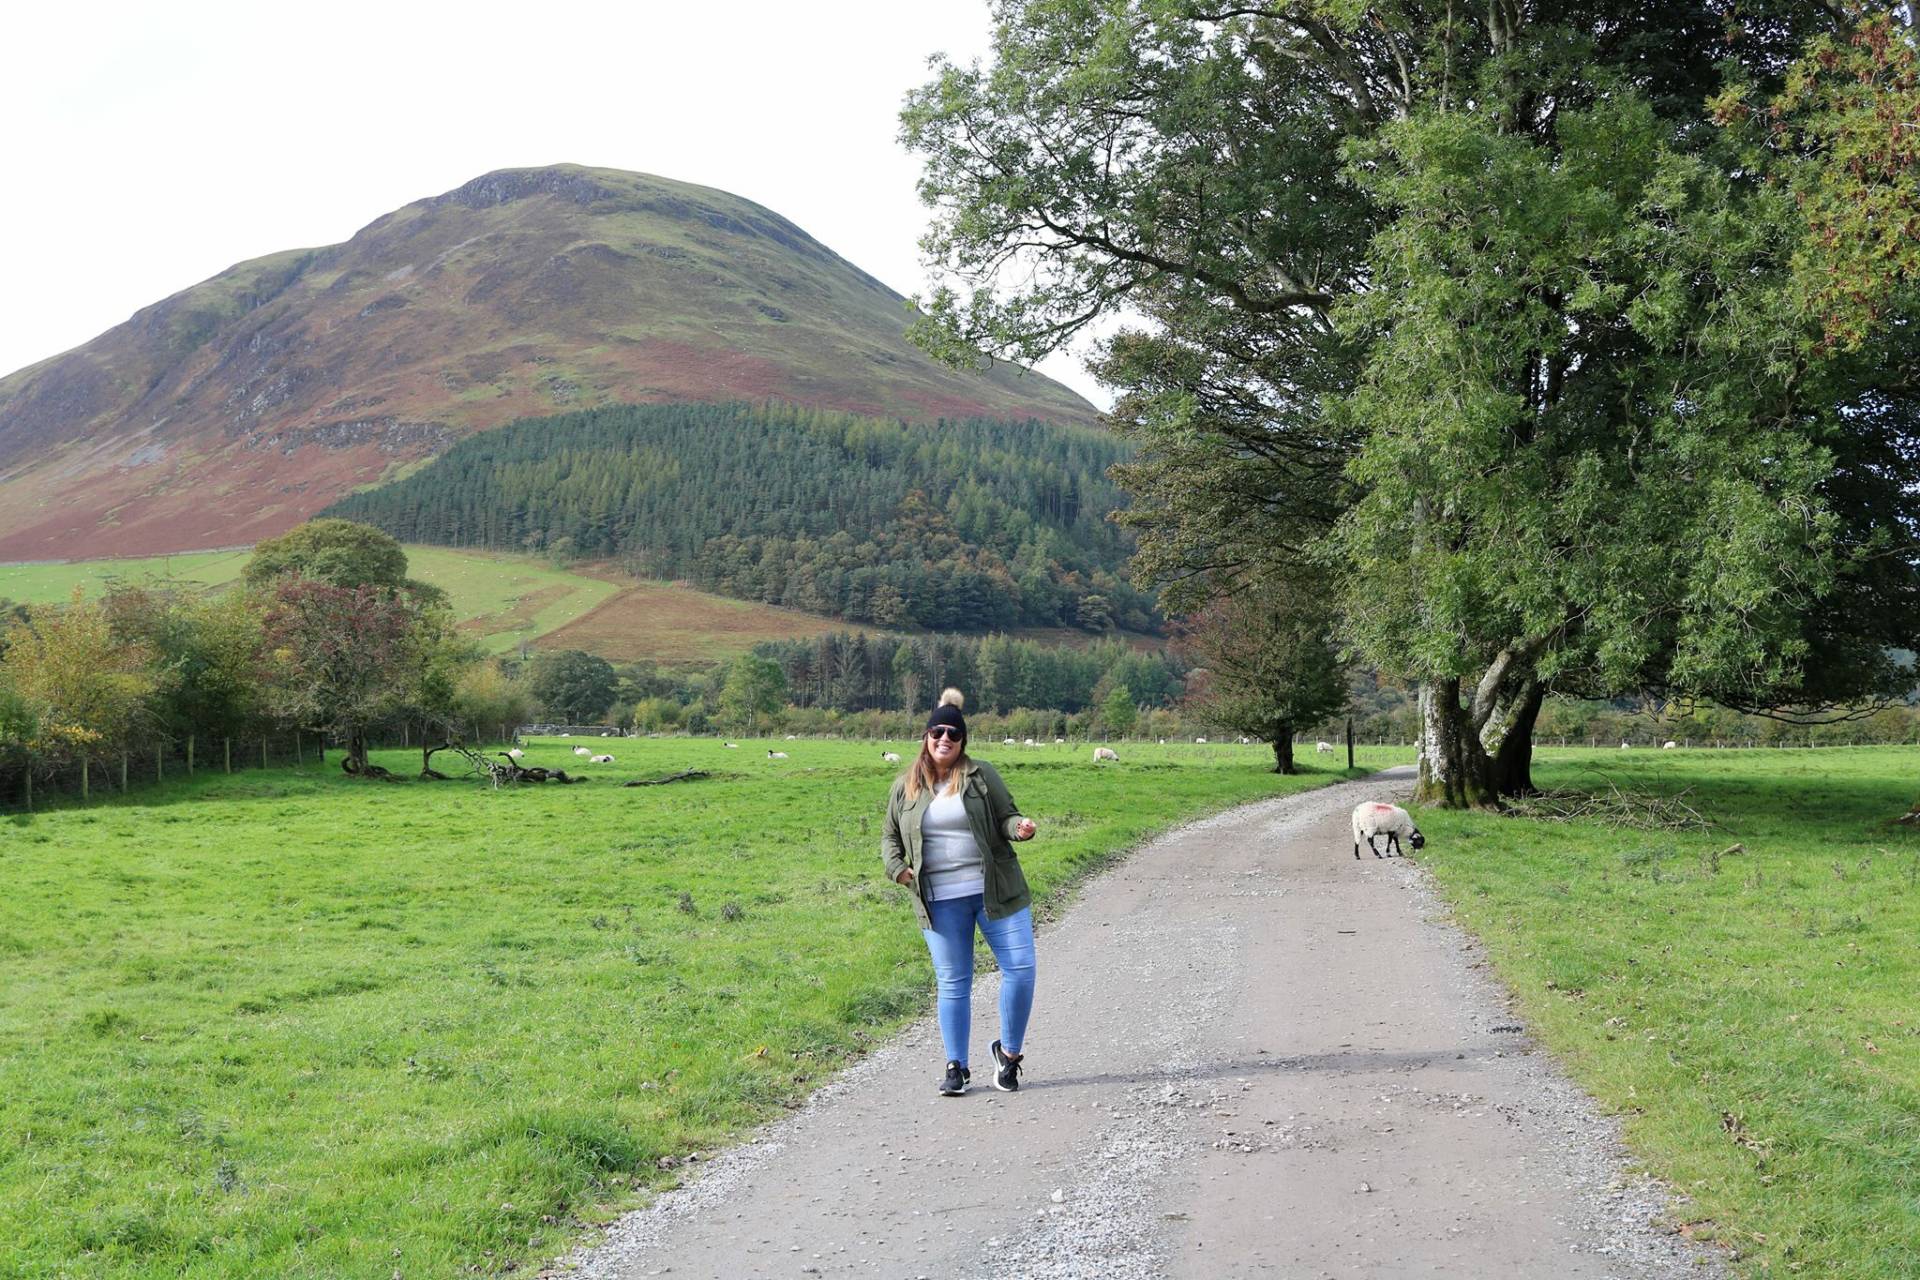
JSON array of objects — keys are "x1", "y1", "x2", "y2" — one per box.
[{"x1": 925, "y1": 726, "x2": 964, "y2": 742}]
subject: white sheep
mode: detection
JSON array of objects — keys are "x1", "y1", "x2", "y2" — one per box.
[
  {"x1": 1023, "y1": 737, "x2": 1036, "y2": 746},
  {"x1": 767, "y1": 749, "x2": 789, "y2": 760},
  {"x1": 590, "y1": 753, "x2": 615, "y2": 764},
  {"x1": 881, "y1": 751, "x2": 901, "y2": 764},
  {"x1": 1239, "y1": 736, "x2": 1251, "y2": 744},
  {"x1": 1351, "y1": 802, "x2": 1424, "y2": 859},
  {"x1": 1620, "y1": 741, "x2": 1632, "y2": 750},
  {"x1": 784, "y1": 734, "x2": 798, "y2": 740},
  {"x1": 1315, "y1": 741, "x2": 1334, "y2": 754},
  {"x1": 1054, "y1": 737, "x2": 1064, "y2": 745},
  {"x1": 506, "y1": 748, "x2": 524, "y2": 759},
  {"x1": 1003, "y1": 737, "x2": 1016, "y2": 746},
  {"x1": 1195, "y1": 736, "x2": 1207, "y2": 744},
  {"x1": 573, "y1": 746, "x2": 591, "y2": 756},
  {"x1": 723, "y1": 742, "x2": 739, "y2": 749},
  {"x1": 1662, "y1": 741, "x2": 1678, "y2": 750},
  {"x1": 1092, "y1": 746, "x2": 1119, "y2": 762}
]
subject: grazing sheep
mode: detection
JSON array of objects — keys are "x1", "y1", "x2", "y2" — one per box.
[
  {"x1": 1662, "y1": 740, "x2": 1678, "y2": 749},
  {"x1": 1195, "y1": 737, "x2": 1207, "y2": 744},
  {"x1": 590, "y1": 753, "x2": 615, "y2": 764},
  {"x1": 881, "y1": 751, "x2": 901, "y2": 764},
  {"x1": 1620, "y1": 741, "x2": 1632, "y2": 750},
  {"x1": 1023, "y1": 738, "x2": 1036, "y2": 747},
  {"x1": 723, "y1": 742, "x2": 739, "y2": 749},
  {"x1": 1054, "y1": 737, "x2": 1065, "y2": 745},
  {"x1": 506, "y1": 748, "x2": 524, "y2": 759},
  {"x1": 1003, "y1": 737, "x2": 1017, "y2": 746},
  {"x1": 1351, "y1": 802, "x2": 1425, "y2": 859},
  {"x1": 573, "y1": 746, "x2": 591, "y2": 756},
  {"x1": 784, "y1": 734, "x2": 798, "y2": 740},
  {"x1": 1093, "y1": 746, "x2": 1119, "y2": 762},
  {"x1": 767, "y1": 749, "x2": 789, "y2": 760},
  {"x1": 1315, "y1": 741, "x2": 1334, "y2": 754},
  {"x1": 1239, "y1": 736, "x2": 1251, "y2": 744}
]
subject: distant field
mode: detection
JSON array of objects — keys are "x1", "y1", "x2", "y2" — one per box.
[
  {"x1": 543, "y1": 570, "x2": 872, "y2": 661},
  {"x1": 0, "y1": 548, "x2": 847, "y2": 660},
  {"x1": 0, "y1": 738, "x2": 1401, "y2": 1279},
  {"x1": 0, "y1": 548, "x2": 256, "y2": 601},
  {"x1": 402, "y1": 547, "x2": 621, "y2": 655}
]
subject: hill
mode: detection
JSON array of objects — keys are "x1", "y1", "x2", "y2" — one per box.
[
  {"x1": 322, "y1": 401, "x2": 1155, "y2": 633},
  {"x1": 0, "y1": 165, "x2": 1097, "y2": 561}
]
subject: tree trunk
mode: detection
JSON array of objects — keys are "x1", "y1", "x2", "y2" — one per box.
[
  {"x1": 1414, "y1": 679, "x2": 1498, "y2": 808},
  {"x1": 346, "y1": 728, "x2": 370, "y2": 774},
  {"x1": 1270, "y1": 729, "x2": 1297, "y2": 775},
  {"x1": 1484, "y1": 679, "x2": 1545, "y2": 799}
]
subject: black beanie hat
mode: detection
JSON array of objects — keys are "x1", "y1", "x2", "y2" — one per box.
[{"x1": 926, "y1": 687, "x2": 967, "y2": 738}]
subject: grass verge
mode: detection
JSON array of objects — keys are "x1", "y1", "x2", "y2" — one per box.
[
  {"x1": 0, "y1": 739, "x2": 1404, "y2": 1278},
  {"x1": 1414, "y1": 746, "x2": 1920, "y2": 1278}
]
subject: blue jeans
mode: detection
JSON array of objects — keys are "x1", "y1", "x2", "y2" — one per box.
[{"x1": 921, "y1": 895, "x2": 1036, "y2": 1067}]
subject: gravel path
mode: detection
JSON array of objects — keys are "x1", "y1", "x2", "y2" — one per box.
[{"x1": 558, "y1": 768, "x2": 1724, "y2": 1279}]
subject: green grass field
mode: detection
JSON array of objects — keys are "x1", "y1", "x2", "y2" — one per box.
[
  {"x1": 0, "y1": 739, "x2": 1401, "y2": 1279},
  {"x1": 1416, "y1": 746, "x2": 1920, "y2": 1278},
  {"x1": 0, "y1": 547, "x2": 620, "y2": 656}
]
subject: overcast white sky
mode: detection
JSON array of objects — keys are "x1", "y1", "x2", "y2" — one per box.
[{"x1": 3, "y1": 0, "x2": 1114, "y2": 409}]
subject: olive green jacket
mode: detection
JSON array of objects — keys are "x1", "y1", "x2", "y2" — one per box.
[{"x1": 880, "y1": 758, "x2": 1032, "y2": 929}]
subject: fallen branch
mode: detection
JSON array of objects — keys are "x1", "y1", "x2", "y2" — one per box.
[
  {"x1": 1503, "y1": 775, "x2": 1711, "y2": 831},
  {"x1": 623, "y1": 769, "x2": 712, "y2": 788}
]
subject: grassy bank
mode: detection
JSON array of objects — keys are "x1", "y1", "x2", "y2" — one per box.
[
  {"x1": 0, "y1": 739, "x2": 1403, "y2": 1279},
  {"x1": 1416, "y1": 746, "x2": 1920, "y2": 1278}
]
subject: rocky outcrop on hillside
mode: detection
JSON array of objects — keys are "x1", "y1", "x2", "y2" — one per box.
[{"x1": 0, "y1": 165, "x2": 1094, "y2": 560}]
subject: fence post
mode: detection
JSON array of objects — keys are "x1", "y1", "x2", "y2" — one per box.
[
  {"x1": 188, "y1": 735, "x2": 195, "y2": 775},
  {"x1": 156, "y1": 744, "x2": 163, "y2": 782},
  {"x1": 260, "y1": 739, "x2": 268, "y2": 770},
  {"x1": 81, "y1": 754, "x2": 90, "y2": 804},
  {"x1": 402, "y1": 722, "x2": 409, "y2": 748},
  {"x1": 296, "y1": 734, "x2": 304, "y2": 767},
  {"x1": 23, "y1": 769, "x2": 31, "y2": 812},
  {"x1": 119, "y1": 752, "x2": 128, "y2": 794},
  {"x1": 224, "y1": 738, "x2": 232, "y2": 774}
]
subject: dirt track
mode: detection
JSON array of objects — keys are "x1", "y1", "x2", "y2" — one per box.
[{"x1": 563, "y1": 767, "x2": 1722, "y2": 1279}]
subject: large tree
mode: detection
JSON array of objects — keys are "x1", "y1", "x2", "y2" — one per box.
[
  {"x1": 1181, "y1": 574, "x2": 1347, "y2": 774},
  {"x1": 905, "y1": 1, "x2": 1920, "y2": 807},
  {"x1": 256, "y1": 580, "x2": 435, "y2": 774},
  {"x1": 525, "y1": 649, "x2": 619, "y2": 724}
]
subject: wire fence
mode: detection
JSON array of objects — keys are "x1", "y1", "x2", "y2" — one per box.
[{"x1": 0, "y1": 721, "x2": 524, "y2": 815}]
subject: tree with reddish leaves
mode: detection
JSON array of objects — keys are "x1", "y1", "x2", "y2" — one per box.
[{"x1": 256, "y1": 580, "x2": 430, "y2": 776}]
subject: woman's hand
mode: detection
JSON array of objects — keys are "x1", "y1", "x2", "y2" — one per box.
[
  {"x1": 895, "y1": 868, "x2": 915, "y2": 886},
  {"x1": 1012, "y1": 818, "x2": 1036, "y2": 842}
]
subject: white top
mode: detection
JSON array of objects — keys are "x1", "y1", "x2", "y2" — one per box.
[{"x1": 920, "y1": 784, "x2": 984, "y2": 901}]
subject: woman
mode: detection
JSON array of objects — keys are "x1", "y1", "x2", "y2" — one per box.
[{"x1": 881, "y1": 688, "x2": 1039, "y2": 1095}]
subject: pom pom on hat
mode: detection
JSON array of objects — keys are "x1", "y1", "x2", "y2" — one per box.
[{"x1": 927, "y1": 688, "x2": 968, "y2": 737}]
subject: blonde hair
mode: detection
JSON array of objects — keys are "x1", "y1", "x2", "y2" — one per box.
[{"x1": 903, "y1": 687, "x2": 968, "y2": 803}]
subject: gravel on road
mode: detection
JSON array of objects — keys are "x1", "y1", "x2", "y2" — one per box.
[{"x1": 559, "y1": 768, "x2": 1724, "y2": 1280}]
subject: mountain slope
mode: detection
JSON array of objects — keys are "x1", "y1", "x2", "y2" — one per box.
[{"x1": 0, "y1": 165, "x2": 1095, "y2": 560}]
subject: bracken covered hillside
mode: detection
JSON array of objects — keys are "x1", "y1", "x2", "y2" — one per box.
[{"x1": 0, "y1": 166, "x2": 1095, "y2": 561}]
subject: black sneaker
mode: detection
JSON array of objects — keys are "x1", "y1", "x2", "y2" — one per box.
[
  {"x1": 991, "y1": 1040, "x2": 1022, "y2": 1092},
  {"x1": 939, "y1": 1061, "x2": 970, "y2": 1096}
]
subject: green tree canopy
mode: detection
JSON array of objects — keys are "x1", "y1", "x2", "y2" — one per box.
[
  {"x1": 906, "y1": 2, "x2": 1920, "y2": 807},
  {"x1": 718, "y1": 654, "x2": 788, "y2": 733},
  {"x1": 525, "y1": 650, "x2": 619, "y2": 724},
  {"x1": 245, "y1": 519, "x2": 413, "y2": 591},
  {"x1": 1182, "y1": 575, "x2": 1347, "y2": 775}
]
